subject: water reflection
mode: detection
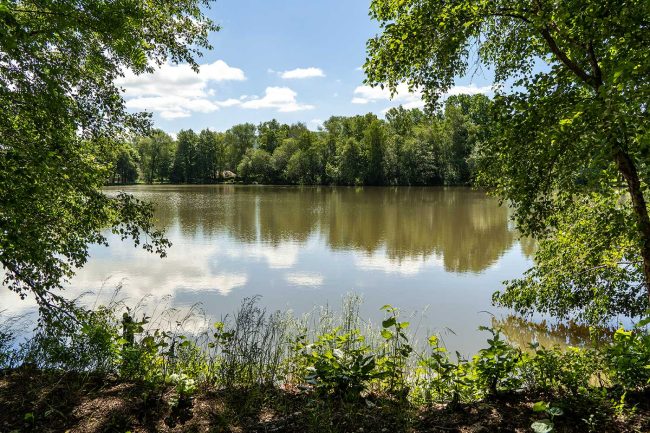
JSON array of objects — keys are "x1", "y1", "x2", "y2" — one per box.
[
  {"x1": 135, "y1": 185, "x2": 515, "y2": 273},
  {"x1": 494, "y1": 315, "x2": 608, "y2": 349},
  {"x1": 2, "y1": 185, "x2": 536, "y2": 355}
]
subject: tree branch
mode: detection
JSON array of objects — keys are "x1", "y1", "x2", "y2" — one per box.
[
  {"x1": 587, "y1": 41, "x2": 603, "y2": 88},
  {"x1": 539, "y1": 26, "x2": 594, "y2": 87}
]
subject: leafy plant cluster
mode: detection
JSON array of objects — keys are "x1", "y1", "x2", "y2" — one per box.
[{"x1": 530, "y1": 401, "x2": 564, "y2": 433}]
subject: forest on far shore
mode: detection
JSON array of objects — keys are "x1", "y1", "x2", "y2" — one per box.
[{"x1": 111, "y1": 94, "x2": 490, "y2": 187}]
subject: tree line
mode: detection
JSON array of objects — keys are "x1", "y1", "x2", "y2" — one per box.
[{"x1": 111, "y1": 94, "x2": 490, "y2": 187}]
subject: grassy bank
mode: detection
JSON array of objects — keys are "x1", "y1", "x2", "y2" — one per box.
[{"x1": 1, "y1": 296, "x2": 649, "y2": 432}]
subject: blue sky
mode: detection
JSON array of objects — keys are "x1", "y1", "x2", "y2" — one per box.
[{"x1": 117, "y1": 0, "x2": 493, "y2": 134}]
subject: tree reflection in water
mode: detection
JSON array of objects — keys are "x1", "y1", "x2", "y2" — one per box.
[
  {"x1": 142, "y1": 185, "x2": 516, "y2": 273},
  {"x1": 494, "y1": 315, "x2": 613, "y2": 350}
]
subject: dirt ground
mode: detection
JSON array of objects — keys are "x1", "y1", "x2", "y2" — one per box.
[{"x1": 1, "y1": 368, "x2": 648, "y2": 433}]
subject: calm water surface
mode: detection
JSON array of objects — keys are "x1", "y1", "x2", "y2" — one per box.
[{"x1": 7, "y1": 185, "x2": 552, "y2": 353}]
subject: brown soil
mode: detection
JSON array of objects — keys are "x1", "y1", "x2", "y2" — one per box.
[{"x1": 1, "y1": 368, "x2": 648, "y2": 433}]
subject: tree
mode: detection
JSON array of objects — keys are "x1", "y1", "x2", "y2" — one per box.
[
  {"x1": 237, "y1": 148, "x2": 273, "y2": 184},
  {"x1": 497, "y1": 193, "x2": 646, "y2": 323},
  {"x1": 0, "y1": 0, "x2": 216, "y2": 317},
  {"x1": 112, "y1": 144, "x2": 139, "y2": 184},
  {"x1": 363, "y1": 120, "x2": 386, "y2": 185},
  {"x1": 171, "y1": 130, "x2": 198, "y2": 183},
  {"x1": 365, "y1": 0, "x2": 650, "y2": 320},
  {"x1": 271, "y1": 138, "x2": 300, "y2": 183},
  {"x1": 385, "y1": 106, "x2": 427, "y2": 137},
  {"x1": 196, "y1": 129, "x2": 220, "y2": 182},
  {"x1": 403, "y1": 125, "x2": 439, "y2": 185},
  {"x1": 258, "y1": 120, "x2": 286, "y2": 154},
  {"x1": 439, "y1": 102, "x2": 473, "y2": 185},
  {"x1": 336, "y1": 138, "x2": 366, "y2": 186},
  {"x1": 136, "y1": 130, "x2": 176, "y2": 183},
  {"x1": 225, "y1": 123, "x2": 256, "y2": 171},
  {"x1": 285, "y1": 130, "x2": 323, "y2": 185}
]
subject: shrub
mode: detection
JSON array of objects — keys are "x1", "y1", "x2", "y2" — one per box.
[
  {"x1": 472, "y1": 326, "x2": 523, "y2": 395},
  {"x1": 523, "y1": 344, "x2": 602, "y2": 395},
  {"x1": 415, "y1": 334, "x2": 477, "y2": 405},
  {"x1": 605, "y1": 327, "x2": 650, "y2": 390},
  {"x1": 298, "y1": 327, "x2": 380, "y2": 399},
  {"x1": 19, "y1": 306, "x2": 121, "y2": 373}
]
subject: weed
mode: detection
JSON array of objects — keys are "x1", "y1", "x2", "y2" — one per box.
[
  {"x1": 530, "y1": 400, "x2": 563, "y2": 432},
  {"x1": 473, "y1": 326, "x2": 523, "y2": 395},
  {"x1": 378, "y1": 304, "x2": 413, "y2": 396}
]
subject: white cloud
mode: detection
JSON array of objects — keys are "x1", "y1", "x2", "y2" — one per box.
[
  {"x1": 215, "y1": 98, "x2": 243, "y2": 107},
  {"x1": 352, "y1": 83, "x2": 423, "y2": 109},
  {"x1": 241, "y1": 87, "x2": 315, "y2": 112},
  {"x1": 308, "y1": 119, "x2": 323, "y2": 130},
  {"x1": 210, "y1": 274, "x2": 248, "y2": 295},
  {"x1": 0, "y1": 240, "x2": 252, "y2": 319},
  {"x1": 352, "y1": 83, "x2": 492, "y2": 112},
  {"x1": 355, "y1": 250, "x2": 444, "y2": 276},
  {"x1": 444, "y1": 84, "x2": 493, "y2": 96},
  {"x1": 226, "y1": 242, "x2": 300, "y2": 269},
  {"x1": 286, "y1": 272, "x2": 324, "y2": 287},
  {"x1": 280, "y1": 67, "x2": 325, "y2": 79},
  {"x1": 117, "y1": 60, "x2": 245, "y2": 119},
  {"x1": 118, "y1": 60, "x2": 245, "y2": 98},
  {"x1": 125, "y1": 95, "x2": 219, "y2": 119}
]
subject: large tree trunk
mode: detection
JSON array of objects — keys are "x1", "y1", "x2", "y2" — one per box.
[{"x1": 614, "y1": 148, "x2": 650, "y2": 302}]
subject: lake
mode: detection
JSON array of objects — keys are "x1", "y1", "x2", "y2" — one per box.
[{"x1": 6, "y1": 185, "x2": 568, "y2": 354}]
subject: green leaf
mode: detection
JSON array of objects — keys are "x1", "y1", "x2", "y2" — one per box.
[
  {"x1": 533, "y1": 401, "x2": 549, "y2": 413},
  {"x1": 531, "y1": 419, "x2": 554, "y2": 433}
]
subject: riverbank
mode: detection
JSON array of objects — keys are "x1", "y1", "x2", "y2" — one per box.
[
  {"x1": 2, "y1": 296, "x2": 650, "y2": 432},
  {"x1": 2, "y1": 368, "x2": 649, "y2": 433}
]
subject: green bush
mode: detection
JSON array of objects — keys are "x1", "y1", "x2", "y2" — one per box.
[
  {"x1": 19, "y1": 306, "x2": 120, "y2": 372},
  {"x1": 472, "y1": 327, "x2": 523, "y2": 395},
  {"x1": 415, "y1": 334, "x2": 477, "y2": 405},
  {"x1": 298, "y1": 327, "x2": 380, "y2": 399},
  {"x1": 605, "y1": 327, "x2": 650, "y2": 390},
  {"x1": 523, "y1": 345, "x2": 602, "y2": 395},
  {"x1": 3, "y1": 294, "x2": 650, "y2": 414}
]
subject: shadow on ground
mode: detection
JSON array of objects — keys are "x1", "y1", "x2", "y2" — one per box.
[{"x1": 1, "y1": 368, "x2": 648, "y2": 433}]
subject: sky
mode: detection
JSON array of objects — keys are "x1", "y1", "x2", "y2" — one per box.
[{"x1": 116, "y1": 0, "x2": 494, "y2": 134}]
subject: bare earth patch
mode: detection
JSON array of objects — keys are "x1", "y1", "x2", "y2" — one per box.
[{"x1": 1, "y1": 368, "x2": 648, "y2": 433}]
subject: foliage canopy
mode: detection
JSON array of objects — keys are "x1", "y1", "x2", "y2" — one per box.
[
  {"x1": 121, "y1": 98, "x2": 489, "y2": 188},
  {"x1": 365, "y1": 0, "x2": 650, "y2": 322},
  {"x1": 0, "y1": 0, "x2": 217, "y2": 317}
]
